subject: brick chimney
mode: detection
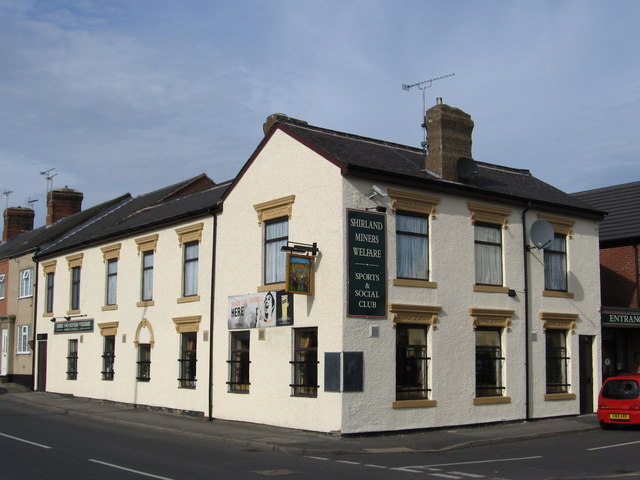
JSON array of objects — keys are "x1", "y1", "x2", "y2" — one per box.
[
  {"x1": 424, "y1": 100, "x2": 474, "y2": 181},
  {"x1": 47, "y1": 187, "x2": 83, "y2": 226},
  {"x1": 3, "y1": 207, "x2": 35, "y2": 242}
]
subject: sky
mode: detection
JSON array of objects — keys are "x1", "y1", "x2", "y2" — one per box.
[{"x1": 1, "y1": 0, "x2": 639, "y2": 231}]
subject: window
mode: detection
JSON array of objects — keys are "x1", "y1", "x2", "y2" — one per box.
[
  {"x1": 227, "y1": 331, "x2": 250, "y2": 393},
  {"x1": 45, "y1": 272, "x2": 55, "y2": 313},
  {"x1": 70, "y1": 266, "x2": 81, "y2": 310},
  {"x1": 16, "y1": 325, "x2": 31, "y2": 354},
  {"x1": 105, "y1": 259, "x2": 117, "y2": 306},
  {"x1": 475, "y1": 328, "x2": 504, "y2": 397},
  {"x1": 396, "y1": 213, "x2": 429, "y2": 280},
  {"x1": 67, "y1": 339, "x2": 78, "y2": 380},
  {"x1": 396, "y1": 324, "x2": 429, "y2": 400},
  {"x1": 474, "y1": 223, "x2": 503, "y2": 286},
  {"x1": 141, "y1": 251, "x2": 154, "y2": 301},
  {"x1": 178, "y1": 332, "x2": 197, "y2": 388},
  {"x1": 264, "y1": 218, "x2": 288, "y2": 285},
  {"x1": 546, "y1": 329, "x2": 569, "y2": 394},
  {"x1": 137, "y1": 344, "x2": 151, "y2": 382},
  {"x1": 291, "y1": 328, "x2": 318, "y2": 397},
  {"x1": 0, "y1": 273, "x2": 5, "y2": 299},
  {"x1": 19, "y1": 268, "x2": 33, "y2": 298},
  {"x1": 182, "y1": 242, "x2": 199, "y2": 297},
  {"x1": 102, "y1": 335, "x2": 115, "y2": 380},
  {"x1": 544, "y1": 234, "x2": 567, "y2": 291}
]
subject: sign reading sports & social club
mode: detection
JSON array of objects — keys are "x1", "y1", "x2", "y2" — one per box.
[{"x1": 347, "y1": 209, "x2": 386, "y2": 318}]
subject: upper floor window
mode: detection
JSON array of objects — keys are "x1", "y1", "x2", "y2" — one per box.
[
  {"x1": 105, "y1": 259, "x2": 118, "y2": 306},
  {"x1": 474, "y1": 223, "x2": 503, "y2": 286},
  {"x1": 70, "y1": 266, "x2": 81, "y2": 310},
  {"x1": 19, "y1": 268, "x2": 33, "y2": 298},
  {"x1": 264, "y1": 218, "x2": 288, "y2": 285},
  {"x1": 0, "y1": 273, "x2": 5, "y2": 300},
  {"x1": 45, "y1": 272, "x2": 55, "y2": 313},
  {"x1": 182, "y1": 242, "x2": 199, "y2": 297},
  {"x1": 396, "y1": 212, "x2": 429, "y2": 280},
  {"x1": 141, "y1": 251, "x2": 154, "y2": 302},
  {"x1": 544, "y1": 234, "x2": 568, "y2": 291}
]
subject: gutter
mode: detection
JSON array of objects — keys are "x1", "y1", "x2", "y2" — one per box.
[{"x1": 31, "y1": 251, "x2": 39, "y2": 391}]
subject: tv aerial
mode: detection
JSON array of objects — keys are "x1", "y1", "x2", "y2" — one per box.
[
  {"x1": 40, "y1": 168, "x2": 57, "y2": 194},
  {"x1": 2, "y1": 189, "x2": 13, "y2": 210},
  {"x1": 402, "y1": 73, "x2": 455, "y2": 149}
]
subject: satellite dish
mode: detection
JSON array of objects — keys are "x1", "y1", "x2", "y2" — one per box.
[
  {"x1": 457, "y1": 157, "x2": 477, "y2": 181},
  {"x1": 529, "y1": 219, "x2": 554, "y2": 249}
]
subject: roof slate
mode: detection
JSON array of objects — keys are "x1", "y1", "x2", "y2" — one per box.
[
  {"x1": 37, "y1": 175, "x2": 229, "y2": 258},
  {"x1": 572, "y1": 181, "x2": 640, "y2": 243},
  {"x1": 276, "y1": 120, "x2": 602, "y2": 217}
]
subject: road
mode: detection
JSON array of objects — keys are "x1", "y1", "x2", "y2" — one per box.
[{"x1": 1, "y1": 399, "x2": 640, "y2": 479}]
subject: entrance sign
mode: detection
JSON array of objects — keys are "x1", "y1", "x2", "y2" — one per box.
[
  {"x1": 347, "y1": 209, "x2": 386, "y2": 318},
  {"x1": 54, "y1": 319, "x2": 94, "y2": 334},
  {"x1": 602, "y1": 312, "x2": 640, "y2": 326}
]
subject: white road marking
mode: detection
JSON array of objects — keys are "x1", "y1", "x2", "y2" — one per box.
[
  {"x1": 588, "y1": 440, "x2": 640, "y2": 451},
  {"x1": 430, "y1": 473, "x2": 464, "y2": 479},
  {"x1": 336, "y1": 460, "x2": 361, "y2": 465},
  {"x1": 415, "y1": 455, "x2": 542, "y2": 468},
  {"x1": 449, "y1": 472, "x2": 485, "y2": 478},
  {"x1": 364, "y1": 464, "x2": 387, "y2": 469},
  {"x1": 390, "y1": 466, "x2": 427, "y2": 473},
  {"x1": 0, "y1": 432, "x2": 52, "y2": 449},
  {"x1": 305, "y1": 456, "x2": 329, "y2": 461},
  {"x1": 89, "y1": 459, "x2": 175, "y2": 480}
]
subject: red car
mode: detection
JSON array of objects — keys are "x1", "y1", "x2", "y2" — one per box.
[{"x1": 597, "y1": 374, "x2": 640, "y2": 429}]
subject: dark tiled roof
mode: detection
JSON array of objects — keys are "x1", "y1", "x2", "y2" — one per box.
[
  {"x1": 273, "y1": 119, "x2": 602, "y2": 218},
  {"x1": 0, "y1": 194, "x2": 130, "y2": 260},
  {"x1": 573, "y1": 181, "x2": 640, "y2": 243},
  {"x1": 37, "y1": 175, "x2": 230, "y2": 258}
]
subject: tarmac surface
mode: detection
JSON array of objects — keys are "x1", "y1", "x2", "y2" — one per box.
[{"x1": 0, "y1": 382, "x2": 599, "y2": 456}]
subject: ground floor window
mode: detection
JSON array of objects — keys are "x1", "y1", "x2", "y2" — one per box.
[
  {"x1": 101, "y1": 335, "x2": 115, "y2": 380},
  {"x1": 291, "y1": 328, "x2": 318, "y2": 397},
  {"x1": 546, "y1": 329, "x2": 570, "y2": 393},
  {"x1": 396, "y1": 324, "x2": 430, "y2": 400},
  {"x1": 17, "y1": 325, "x2": 31, "y2": 354},
  {"x1": 67, "y1": 339, "x2": 78, "y2": 380},
  {"x1": 178, "y1": 332, "x2": 197, "y2": 388},
  {"x1": 227, "y1": 331, "x2": 250, "y2": 393},
  {"x1": 475, "y1": 327, "x2": 504, "y2": 397},
  {"x1": 137, "y1": 343, "x2": 151, "y2": 382}
]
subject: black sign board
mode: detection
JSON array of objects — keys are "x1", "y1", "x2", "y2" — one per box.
[
  {"x1": 347, "y1": 209, "x2": 386, "y2": 317},
  {"x1": 54, "y1": 319, "x2": 94, "y2": 334},
  {"x1": 602, "y1": 312, "x2": 640, "y2": 327}
]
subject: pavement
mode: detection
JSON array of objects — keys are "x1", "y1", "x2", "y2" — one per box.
[{"x1": 0, "y1": 382, "x2": 599, "y2": 456}]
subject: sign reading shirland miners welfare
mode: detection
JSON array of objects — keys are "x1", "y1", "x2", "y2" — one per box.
[{"x1": 347, "y1": 209, "x2": 386, "y2": 318}]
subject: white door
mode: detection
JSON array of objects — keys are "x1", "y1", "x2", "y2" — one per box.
[{"x1": 1, "y1": 329, "x2": 7, "y2": 376}]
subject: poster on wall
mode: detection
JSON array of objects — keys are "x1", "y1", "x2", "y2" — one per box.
[
  {"x1": 347, "y1": 209, "x2": 386, "y2": 318},
  {"x1": 286, "y1": 254, "x2": 314, "y2": 295},
  {"x1": 228, "y1": 291, "x2": 293, "y2": 329}
]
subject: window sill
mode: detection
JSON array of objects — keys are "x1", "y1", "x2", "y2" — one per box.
[
  {"x1": 543, "y1": 290, "x2": 574, "y2": 299},
  {"x1": 177, "y1": 295, "x2": 200, "y2": 304},
  {"x1": 228, "y1": 390, "x2": 250, "y2": 394},
  {"x1": 43, "y1": 312, "x2": 53, "y2": 318},
  {"x1": 392, "y1": 399, "x2": 437, "y2": 409},
  {"x1": 66, "y1": 309, "x2": 81, "y2": 315},
  {"x1": 544, "y1": 393, "x2": 576, "y2": 401},
  {"x1": 137, "y1": 300, "x2": 155, "y2": 307},
  {"x1": 257, "y1": 282, "x2": 286, "y2": 292},
  {"x1": 474, "y1": 285, "x2": 509, "y2": 294},
  {"x1": 18, "y1": 295, "x2": 34, "y2": 300},
  {"x1": 473, "y1": 396, "x2": 511, "y2": 405},
  {"x1": 393, "y1": 278, "x2": 437, "y2": 289},
  {"x1": 102, "y1": 305, "x2": 118, "y2": 311}
]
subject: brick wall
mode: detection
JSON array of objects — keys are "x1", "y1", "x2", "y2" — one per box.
[{"x1": 600, "y1": 244, "x2": 640, "y2": 308}]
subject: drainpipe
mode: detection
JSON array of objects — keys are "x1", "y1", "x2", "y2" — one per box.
[
  {"x1": 208, "y1": 211, "x2": 218, "y2": 421},
  {"x1": 31, "y1": 251, "x2": 40, "y2": 391},
  {"x1": 521, "y1": 202, "x2": 532, "y2": 421}
]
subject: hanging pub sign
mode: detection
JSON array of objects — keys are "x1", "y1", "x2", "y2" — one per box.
[
  {"x1": 347, "y1": 209, "x2": 386, "y2": 318},
  {"x1": 286, "y1": 254, "x2": 314, "y2": 295},
  {"x1": 54, "y1": 318, "x2": 94, "y2": 334},
  {"x1": 228, "y1": 291, "x2": 293, "y2": 329}
]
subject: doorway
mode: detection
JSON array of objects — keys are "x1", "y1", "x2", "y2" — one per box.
[
  {"x1": 579, "y1": 335, "x2": 594, "y2": 414},
  {"x1": 37, "y1": 339, "x2": 47, "y2": 391}
]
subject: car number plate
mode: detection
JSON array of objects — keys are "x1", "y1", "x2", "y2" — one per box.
[{"x1": 610, "y1": 413, "x2": 630, "y2": 420}]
